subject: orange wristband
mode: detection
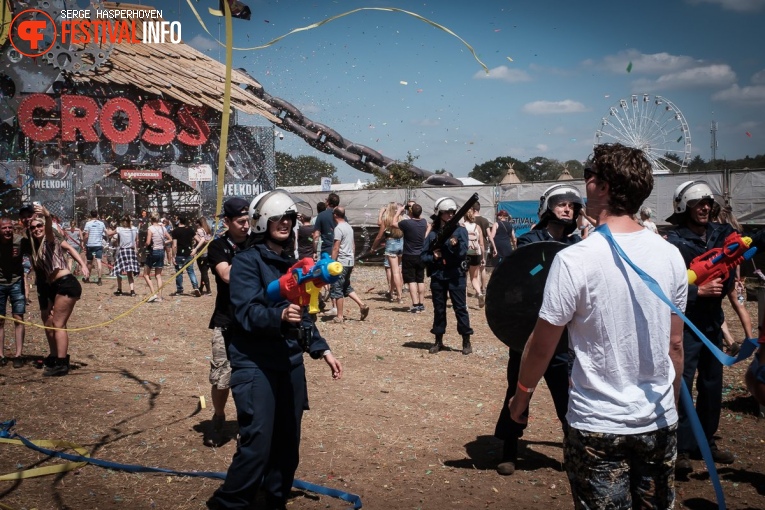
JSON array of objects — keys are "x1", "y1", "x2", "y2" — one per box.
[{"x1": 517, "y1": 382, "x2": 535, "y2": 394}]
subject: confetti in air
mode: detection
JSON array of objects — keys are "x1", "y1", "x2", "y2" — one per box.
[
  {"x1": 746, "y1": 131, "x2": 752, "y2": 137},
  {"x1": 626, "y1": 61, "x2": 633, "y2": 73},
  {"x1": 400, "y1": 81, "x2": 408, "y2": 85}
]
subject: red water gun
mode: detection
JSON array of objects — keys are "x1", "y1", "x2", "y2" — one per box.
[
  {"x1": 687, "y1": 232, "x2": 757, "y2": 285},
  {"x1": 266, "y1": 253, "x2": 344, "y2": 314}
]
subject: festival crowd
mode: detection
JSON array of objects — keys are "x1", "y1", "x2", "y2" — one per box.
[{"x1": 2, "y1": 143, "x2": 765, "y2": 510}]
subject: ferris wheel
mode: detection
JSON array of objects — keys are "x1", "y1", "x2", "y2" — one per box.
[{"x1": 594, "y1": 94, "x2": 692, "y2": 174}]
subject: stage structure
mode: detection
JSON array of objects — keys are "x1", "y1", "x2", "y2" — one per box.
[{"x1": 0, "y1": 1, "x2": 279, "y2": 222}]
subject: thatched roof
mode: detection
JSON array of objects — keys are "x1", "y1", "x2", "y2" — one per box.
[
  {"x1": 500, "y1": 163, "x2": 521, "y2": 184},
  {"x1": 71, "y1": 3, "x2": 278, "y2": 121}
]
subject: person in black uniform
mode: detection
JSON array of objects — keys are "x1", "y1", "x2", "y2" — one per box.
[
  {"x1": 495, "y1": 183, "x2": 583, "y2": 475},
  {"x1": 207, "y1": 190, "x2": 343, "y2": 510},
  {"x1": 666, "y1": 180, "x2": 765, "y2": 475},
  {"x1": 421, "y1": 197, "x2": 473, "y2": 355}
]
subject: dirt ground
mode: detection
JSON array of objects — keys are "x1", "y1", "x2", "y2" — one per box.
[{"x1": 1, "y1": 266, "x2": 764, "y2": 510}]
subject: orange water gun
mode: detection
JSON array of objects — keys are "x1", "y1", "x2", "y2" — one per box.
[
  {"x1": 687, "y1": 232, "x2": 757, "y2": 285},
  {"x1": 266, "y1": 253, "x2": 344, "y2": 314}
]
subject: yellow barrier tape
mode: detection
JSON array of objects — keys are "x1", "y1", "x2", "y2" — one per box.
[
  {"x1": 184, "y1": 1, "x2": 489, "y2": 73},
  {"x1": 0, "y1": 438, "x2": 89, "y2": 481},
  {"x1": 216, "y1": 1, "x2": 234, "y2": 221}
]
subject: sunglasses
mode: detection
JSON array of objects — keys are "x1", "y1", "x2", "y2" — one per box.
[
  {"x1": 584, "y1": 167, "x2": 608, "y2": 182},
  {"x1": 30, "y1": 224, "x2": 44, "y2": 230}
]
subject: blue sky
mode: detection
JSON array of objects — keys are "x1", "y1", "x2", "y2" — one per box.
[{"x1": 157, "y1": 1, "x2": 763, "y2": 181}]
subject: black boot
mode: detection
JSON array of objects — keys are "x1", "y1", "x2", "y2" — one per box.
[
  {"x1": 43, "y1": 356, "x2": 70, "y2": 377},
  {"x1": 429, "y1": 334, "x2": 444, "y2": 354},
  {"x1": 497, "y1": 437, "x2": 518, "y2": 475},
  {"x1": 462, "y1": 335, "x2": 472, "y2": 355}
]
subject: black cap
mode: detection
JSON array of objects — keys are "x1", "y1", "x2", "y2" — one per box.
[
  {"x1": 221, "y1": 197, "x2": 250, "y2": 218},
  {"x1": 19, "y1": 204, "x2": 35, "y2": 217}
]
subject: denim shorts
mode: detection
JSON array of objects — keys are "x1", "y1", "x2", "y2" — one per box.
[
  {"x1": 384, "y1": 237, "x2": 404, "y2": 257},
  {"x1": 0, "y1": 280, "x2": 26, "y2": 315},
  {"x1": 86, "y1": 245, "x2": 103, "y2": 261},
  {"x1": 329, "y1": 266, "x2": 355, "y2": 299},
  {"x1": 145, "y1": 249, "x2": 165, "y2": 269}
]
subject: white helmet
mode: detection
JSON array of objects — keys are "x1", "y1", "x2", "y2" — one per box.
[
  {"x1": 666, "y1": 180, "x2": 715, "y2": 224},
  {"x1": 434, "y1": 197, "x2": 458, "y2": 216},
  {"x1": 537, "y1": 184, "x2": 583, "y2": 219},
  {"x1": 249, "y1": 189, "x2": 308, "y2": 234}
]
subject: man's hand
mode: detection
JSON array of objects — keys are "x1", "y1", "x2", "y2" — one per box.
[
  {"x1": 433, "y1": 249, "x2": 442, "y2": 260},
  {"x1": 324, "y1": 352, "x2": 343, "y2": 379},
  {"x1": 449, "y1": 237, "x2": 458, "y2": 247},
  {"x1": 280, "y1": 304, "x2": 302, "y2": 323},
  {"x1": 697, "y1": 277, "x2": 723, "y2": 297},
  {"x1": 508, "y1": 393, "x2": 530, "y2": 424}
]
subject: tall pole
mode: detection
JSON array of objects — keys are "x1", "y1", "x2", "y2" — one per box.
[{"x1": 710, "y1": 120, "x2": 718, "y2": 162}]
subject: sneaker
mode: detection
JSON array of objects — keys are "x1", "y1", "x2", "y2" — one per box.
[
  {"x1": 147, "y1": 295, "x2": 158, "y2": 303},
  {"x1": 96, "y1": 278, "x2": 102, "y2": 286},
  {"x1": 113, "y1": 290, "x2": 123, "y2": 296},
  {"x1": 0, "y1": 357, "x2": 6, "y2": 367},
  {"x1": 675, "y1": 452, "x2": 692, "y2": 476},
  {"x1": 478, "y1": 294, "x2": 486, "y2": 308},
  {"x1": 12, "y1": 357, "x2": 24, "y2": 369},
  {"x1": 130, "y1": 290, "x2": 136, "y2": 297},
  {"x1": 170, "y1": 291, "x2": 183, "y2": 297},
  {"x1": 496, "y1": 460, "x2": 516, "y2": 476},
  {"x1": 43, "y1": 358, "x2": 69, "y2": 377},
  {"x1": 82, "y1": 277, "x2": 90, "y2": 283},
  {"x1": 324, "y1": 307, "x2": 337, "y2": 316},
  {"x1": 409, "y1": 306, "x2": 420, "y2": 313},
  {"x1": 204, "y1": 414, "x2": 226, "y2": 447},
  {"x1": 416, "y1": 304, "x2": 425, "y2": 312},
  {"x1": 332, "y1": 317, "x2": 344, "y2": 324},
  {"x1": 360, "y1": 305, "x2": 370, "y2": 321},
  {"x1": 193, "y1": 288, "x2": 202, "y2": 297}
]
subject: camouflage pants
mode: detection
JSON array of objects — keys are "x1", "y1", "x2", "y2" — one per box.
[{"x1": 564, "y1": 424, "x2": 677, "y2": 510}]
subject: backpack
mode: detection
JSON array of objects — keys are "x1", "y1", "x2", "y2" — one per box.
[{"x1": 467, "y1": 223, "x2": 481, "y2": 256}]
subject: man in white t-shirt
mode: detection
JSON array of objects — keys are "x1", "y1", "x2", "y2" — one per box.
[
  {"x1": 82, "y1": 209, "x2": 106, "y2": 285},
  {"x1": 510, "y1": 143, "x2": 687, "y2": 508},
  {"x1": 329, "y1": 207, "x2": 369, "y2": 323}
]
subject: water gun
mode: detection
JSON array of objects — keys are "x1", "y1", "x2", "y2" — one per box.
[
  {"x1": 267, "y1": 253, "x2": 343, "y2": 314},
  {"x1": 687, "y1": 232, "x2": 757, "y2": 285}
]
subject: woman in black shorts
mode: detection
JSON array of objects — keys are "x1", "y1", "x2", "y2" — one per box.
[{"x1": 24, "y1": 205, "x2": 89, "y2": 376}]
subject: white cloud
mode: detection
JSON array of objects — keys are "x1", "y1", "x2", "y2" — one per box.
[
  {"x1": 712, "y1": 84, "x2": 765, "y2": 106},
  {"x1": 588, "y1": 50, "x2": 699, "y2": 75},
  {"x1": 473, "y1": 65, "x2": 532, "y2": 83},
  {"x1": 751, "y1": 70, "x2": 765, "y2": 84},
  {"x1": 187, "y1": 34, "x2": 218, "y2": 53},
  {"x1": 631, "y1": 64, "x2": 737, "y2": 91},
  {"x1": 686, "y1": 0, "x2": 765, "y2": 12},
  {"x1": 522, "y1": 100, "x2": 588, "y2": 115},
  {"x1": 536, "y1": 144, "x2": 549, "y2": 152}
]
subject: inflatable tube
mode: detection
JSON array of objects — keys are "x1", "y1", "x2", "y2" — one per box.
[
  {"x1": 345, "y1": 144, "x2": 384, "y2": 166},
  {"x1": 307, "y1": 121, "x2": 345, "y2": 147},
  {"x1": 283, "y1": 117, "x2": 320, "y2": 143},
  {"x1": 268, "y1": 97, "x2": 303, "y2": 123},
  {"x1": 325, "y1": 141, "x2": 362, "y2": 165},
  {"x1": 423, "y1": 174, "x2": 463, "y2": 186}
]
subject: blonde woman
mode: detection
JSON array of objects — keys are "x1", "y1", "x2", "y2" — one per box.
[
  {"x1": 463, "y1": 208, "x2": 486, "y2": 307},
  {"x1": 144, "y1": 216, "x2": 171, "y2": 302},
  {"x1": 191, "y1": 217, "x2": 213, "y2": 295},
  {"x1": 22, "y1": 204, "x2": 89, "y2": 376},
  {"x1": 371, "y1": 202, "x2": 404, "y2": 303}
]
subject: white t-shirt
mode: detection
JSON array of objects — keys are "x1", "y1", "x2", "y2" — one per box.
[
  {"x1": 83, "y1": 219, "x2": 106, "y2": 247},
  {"x1": 116, "y1": 226, "x2": 138, "y2": 249},
  {"x1": 539, "y1": 228, "x2": 687, "y2": 434},
  {"x1": 332, "y1": 221, "x2": 355, "y2": 266}
]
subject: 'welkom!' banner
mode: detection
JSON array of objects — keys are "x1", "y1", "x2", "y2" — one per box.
[{"x1": 497, "y1": 201, "x2": 538, "y2": 237}]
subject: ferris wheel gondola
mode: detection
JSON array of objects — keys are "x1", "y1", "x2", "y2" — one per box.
[{"x1": 594, "y1": 94, "x2": 692, "y2": 174}]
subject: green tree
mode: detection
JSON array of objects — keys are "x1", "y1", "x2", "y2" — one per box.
[
  {"x1": 367, "y1": 152, "x2": 425, "y2": 189},
  {"x1": 564, "y1": 159, "x2": 585, "y2": 178},
  {"x1": 469, "y1": 156, "x2": 529, "y2": 184},
  {"x1": 662, "y1": 152, "x2": 684, "y2": 173},
  {"x1": 687, "y1": 155, "x2": 708, "y2": 173},
  {"x1": 274, "y1": 152, "x2": 340, "y2": 186},
  {"x1": 521, "y1": 157, "x2": 565, "y2": 181}
]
